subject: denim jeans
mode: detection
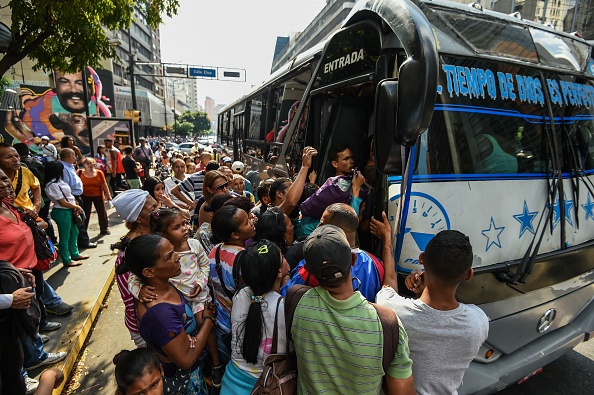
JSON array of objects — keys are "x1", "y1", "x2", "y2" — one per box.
[
  {"x1": 215, "y1": 325, "x2": 231, "y2": 367},
  {"x1": 42, "y1": 279, "x2": 64, "y2": 309},
  {"x1": 23, "y1": 334, "x2": 48, "y2": 368}
]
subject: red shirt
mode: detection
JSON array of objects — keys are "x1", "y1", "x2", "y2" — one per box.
[{"x1": 0, "y1": 204, "x2": 36, "y2": 269}]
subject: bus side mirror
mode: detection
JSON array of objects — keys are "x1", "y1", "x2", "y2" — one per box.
[{"x1": 374, "y1": 79, "x2": 403, "y2": 174}]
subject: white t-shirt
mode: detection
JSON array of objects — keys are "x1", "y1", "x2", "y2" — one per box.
[
  {"x1": 45, "y1": 180, "x2": 76, "y2": 209},
  {"x1": 164, "y1": 175, "x2": 192, "y2": 207},
  {"x1": 230, "y1": 288, "x2": 286, "y2": 378},
  {"x1": 377, "y1": 287, "x2": 489, "y2": 395}
]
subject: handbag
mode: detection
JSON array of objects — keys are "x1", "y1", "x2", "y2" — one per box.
[
  {"x1": 9, "y1": 203, "x2": 55, "y2": 262},
  {"x1": 72, "y1": 210, "x2": 85, "y2": 226},
  {"x1": 251, "y1": 290, "x2": 305, "y2": 395}
]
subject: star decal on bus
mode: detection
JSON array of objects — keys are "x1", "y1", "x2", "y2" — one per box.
[
  {"x1": 581, "y1": 195, "x2": 594, "y2": 221},
  {"x1": 481, "y1": 217, "x2": 505, "y2": 251},
  {"x1": 513, "y1": 200, "x2": 539, "y2": 238},
  {"x1": 549, "y1": 193, "x2": 575, "y2": 229}
]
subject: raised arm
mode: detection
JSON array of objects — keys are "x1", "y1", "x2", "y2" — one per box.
[
  {"x1": 370, "y1": 211, "x2": 397, "y2": 291},
  {"x1": 171, "y1": 184, "x2": 196, "y2": 210},
  {"x1": 278, "y1": 146, "x2": 317, "y2": 216}
]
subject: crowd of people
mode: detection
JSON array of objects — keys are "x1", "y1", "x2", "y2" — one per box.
[{"x1": 0, "y1": 135, "x2": 490, "y2": 395}]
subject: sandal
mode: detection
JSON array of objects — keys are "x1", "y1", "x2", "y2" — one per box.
[
  {"x1": 64, "y1": 261, "x2": 83, "y2": 267},
  {"x1": 71, "y1": 255, "x2": 90, "y2": 260}
]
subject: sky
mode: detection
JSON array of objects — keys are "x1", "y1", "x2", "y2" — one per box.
[{"x1": 159, "y1": 0, "x2": 327, "y2": 108}]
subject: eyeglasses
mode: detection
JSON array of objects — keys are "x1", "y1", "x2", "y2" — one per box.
[{"x1": 213, "y1": 181, "x2": 230, "y2": 191}]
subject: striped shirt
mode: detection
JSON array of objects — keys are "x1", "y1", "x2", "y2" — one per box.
[
  {"x1": 114, "y1": 251, "x2": 139, "y2": 334},
  {"x1": 292, "y1": 287, "x2": 412, "y2": 394},
  {"x1": 208, "y1": 243, "x2": 244, "y2": 333},
  {"x1": 179, "y1": 171, "x2": 205, "y2": 200}
]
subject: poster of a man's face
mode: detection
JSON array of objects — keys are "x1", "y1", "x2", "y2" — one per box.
[
  {"x1": 49, "y1": 113, "x2": 90, "y2": 148},
  {"x1": 53, "y1": 71, "x2": 87, "y2": 113}
]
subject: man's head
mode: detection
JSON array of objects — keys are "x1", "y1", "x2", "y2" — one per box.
[
  {"x1": 139, "y1": 137, "x2": 146, "y2": 146},
  {"x1": 257, "y1": 180, "x2": 273, "y2": 206},
  {"x1": 104, "y1": 139, "x2": 113, "y2": 148},
  {"x1": 13, "y1": 143, "x2": 31, "y2": 159},
  {"x1": 114, "y1": 140, "x2": 121, "y2": 149},
  {"x1": 320, "y1": 203, "x2": 359, "y2": 240},
  {"x1": 231, "y1": 161, "x2": 244, "y2": 174},
  {"x1": 329, "y1": 143, "x2": 354, "y2": 176},
  {"x1": 53, "y1": 70, "x2": 86, "y2": 113},
  {"x1": 124, "y1": 146, "x2": 133, "y2": 156},
  {"x1": 40, "y1": 136, "x2": 50, "y2": 145},
  {"x1": 269, "y1": 177, "x2": 291, "y2": 206},
  {"x1": 0, "y1": 143, "x2": 21, "y2": 172},
  {"x1": 205, "y1": 160, "x2": 219, "y2": 173},
  {"x1": 172, "y1": 159, "x2": 186, "y2": 177},
  {"x1": 303, "y1": 225, "x2": 354, "y2": 287},
  {"x1": 222, "y1": 157, "x2": 233, "y2": 167},
  {"x1": 59, "y1": 148, "x2": 76, "y2": 164},
  {"x1": 421, "y1": 230, "x2": 474, "y2": 286},
  {"x1": 200, "y1": 149, "x2": 213, "y2": 165}
]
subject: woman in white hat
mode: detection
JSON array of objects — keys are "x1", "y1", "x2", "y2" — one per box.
[{"x1": 111, "y1": 189, "x2": 158, "y2": 347}]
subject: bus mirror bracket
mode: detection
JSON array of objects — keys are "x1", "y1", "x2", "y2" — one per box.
[{"x1": 374, "y1": 78, "x2": 403, "y2": 174}]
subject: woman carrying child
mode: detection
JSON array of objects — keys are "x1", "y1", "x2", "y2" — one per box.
[{"x1": 130, "y1": 207, "x2": 224, "y2": 390}]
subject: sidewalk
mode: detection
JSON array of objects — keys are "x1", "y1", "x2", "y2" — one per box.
[{"x1": 28, "y1": 206, "x2": 129, "y2": 394}]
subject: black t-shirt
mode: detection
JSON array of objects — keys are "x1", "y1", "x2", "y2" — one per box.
[{"x1": 122, "y1": 156, "x2": 139, "y2": 179}]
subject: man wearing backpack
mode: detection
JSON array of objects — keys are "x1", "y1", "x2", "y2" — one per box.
[{"x1": 289, "y1": 225, "x2": 415, "y2": 394}]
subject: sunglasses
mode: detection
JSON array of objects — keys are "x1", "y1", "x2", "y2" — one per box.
[{"x1": 213, "y1": 181, "x2": 230, "y2": 191}]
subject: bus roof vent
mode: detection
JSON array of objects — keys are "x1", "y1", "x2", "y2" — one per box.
[
  {"x1": 468, "y1": 2, "x2": 483, "y2": 11},
  {"x1": 509, "y1": 11, "x2": 522, "y2": 20}
]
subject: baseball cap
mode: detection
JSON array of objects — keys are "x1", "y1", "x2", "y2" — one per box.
[
  {"x1": 303, "y1": 225, "x2": 352, "y2": 282},
  {"x1": 41, "y1": 136, "x2": 50, "y2": 141},
  {"x1": 222, "y1": 157, "x2": 233, "y2": 163},
  {"x1": 232, "y1": 161, "x2": 245, "y2": 173}
]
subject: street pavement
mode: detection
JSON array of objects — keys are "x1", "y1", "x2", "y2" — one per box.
[{"x1": 30, "y1": 204, "x2": 128, "y2": 394}]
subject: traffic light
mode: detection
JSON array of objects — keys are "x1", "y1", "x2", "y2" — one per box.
[
  {"x1": 133, "y1": 110, "x2": 141, "y2": 123},
  {"x1": 163, "y1": 125, "x2": 167, "y2": 131},
  {"x1": 124, "y1": 109, "x2": 132, "y2": 118}
]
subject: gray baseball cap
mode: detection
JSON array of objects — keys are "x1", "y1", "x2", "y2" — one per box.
[{"x1": 303, "y1": 225, "x2": 352, "y2": 282}]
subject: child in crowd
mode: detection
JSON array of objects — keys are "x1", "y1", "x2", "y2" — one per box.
[
  {"x1": 129, "y1": 207, "x2": 224, "y2": 389},
  {"x1": 113, "y1": 348, "x2": 163, "y2": 395},
  {"x1": 372, "y1": 215, "x2": 489, "y2": 395},
  {"x1": 143, "y1": 177, "x2": 180, "y2": 211},
  {"x1": 220, "y1": 240, "x2": 290, "y2": 394}
]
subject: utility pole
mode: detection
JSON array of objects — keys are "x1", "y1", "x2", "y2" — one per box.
[{"x1": 128, "y1": 27, "x2": 139, "y2": 145}]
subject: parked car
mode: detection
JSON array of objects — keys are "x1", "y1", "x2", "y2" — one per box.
[{"x1": 165, "y1": 142, "x2": 179, "y2": 151}]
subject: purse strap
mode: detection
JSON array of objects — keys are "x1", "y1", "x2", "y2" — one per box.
[
  {"x1": 284, "y1": 284, "x2": 311, "y2": 343},
  {"x1": 270, "y1": 296, "x2": 283, "y2": 355},
  {"x1": 14, "y1": 168, "x2": 23, "y2": 197},
  {"x1": 371, "y1": 302, "x2": 399, "y2": 374}
]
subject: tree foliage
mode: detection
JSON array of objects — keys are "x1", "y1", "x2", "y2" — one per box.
[
  {"x1": 174, "y1": 120, "x2": 194, "y2": 136},
  {"x1": 0, "y1": 0, "x2": 180, "y2": 77},
  {"x1": 177, "y1": 110, "x2": 211, "y2": 135}
]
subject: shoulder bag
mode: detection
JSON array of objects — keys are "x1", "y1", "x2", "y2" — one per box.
[
  {"x1": 57, "y1": 184, "x2": 85, "y2": 226},
  {"x1": 8, "y1": 203, "x2": 56, "y2": 268},
  {"x1": 251, "y1": 285, "x2": 310, "y2": 395}
]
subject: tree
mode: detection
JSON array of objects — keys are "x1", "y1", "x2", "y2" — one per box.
[
  {"x1": 177, "y1": 111, "x2": 210, "y2": 135},
  {"x1": 175, "y1": 121, "x2": 194, "y2": 136},
  {"x1": 0, "y1": 0, "x2": 179, "y2": 77}
]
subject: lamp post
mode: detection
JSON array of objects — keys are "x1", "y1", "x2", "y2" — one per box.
[{"x1": 127, "y1": 28, "x2": 139, "y2": 145}]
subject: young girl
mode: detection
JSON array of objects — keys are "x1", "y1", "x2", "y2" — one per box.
[
  {"x1": 143, "y1": 177, "x2": 184, "y2": 211},
  {"x1": 129, "y1": 208, "x2": 224, "y2": 389},
  {"x1": 113, "y1": 348, "x2": 164, "y2": 395},
  {"x1": 220, "y1": 240, "x2": 290, "y2": 394}
]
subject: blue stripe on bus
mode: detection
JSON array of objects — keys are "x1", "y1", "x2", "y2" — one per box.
[
  {"x1": 434, "y1": 104, "x2": 594, "y2": 124},
  {"x1": 387, "y1": 169, "x2": 594, "y2": 183}
]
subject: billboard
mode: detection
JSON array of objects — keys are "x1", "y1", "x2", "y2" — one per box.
[
  {"x1": 89, "y1": 117, "x2": 132, "y2": 150},
  {"x1": 0, "y1": 67, "x2": 116, "y2": 155}
]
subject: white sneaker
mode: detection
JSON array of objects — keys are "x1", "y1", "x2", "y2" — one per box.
[
  {"x1": 25, "y1": 376, "x2": 39, "y2": 395},
  {"x1": 25, "y1": 351, "x2": 67, "y2": 370}
]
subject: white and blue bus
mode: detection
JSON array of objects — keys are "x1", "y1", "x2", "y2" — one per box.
[{"x1": 218, "y1": 0, "x2": 594, "y2": 392}]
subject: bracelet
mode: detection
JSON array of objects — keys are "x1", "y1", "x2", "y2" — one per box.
[{"x1": 202, "y1": 316, "x2": 217, "y2": 326}]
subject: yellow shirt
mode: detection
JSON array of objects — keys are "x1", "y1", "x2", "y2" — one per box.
[{"x1": 11, "y1": 167, "x2": 39, "y2": 210}]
